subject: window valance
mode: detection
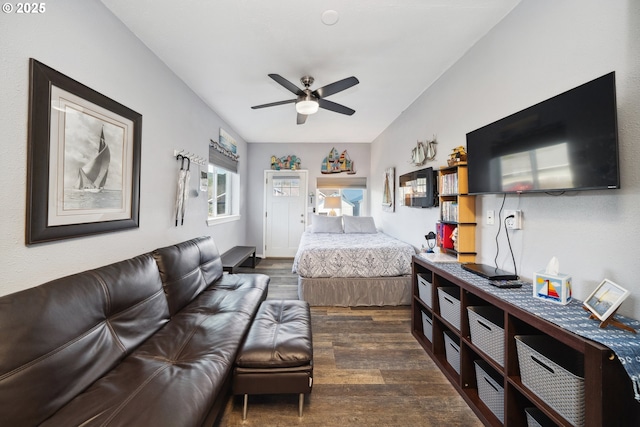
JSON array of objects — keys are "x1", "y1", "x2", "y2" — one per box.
[
  {"x1": 316, "y1": 177, "x2": 367, "y2": 189},
  {"x1": 209, "y1": 139, "x2": 238, "y2": 173}
]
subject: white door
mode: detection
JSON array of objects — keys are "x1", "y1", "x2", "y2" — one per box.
[{"x1": 264, "y1": 170, "x2": 308, "y2": 257}]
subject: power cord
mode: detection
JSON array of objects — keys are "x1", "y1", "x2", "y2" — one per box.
[
  {"x1": 494, "y1": 193, "x2": 518, "y2": 279},
  {"x1": 493, "y1": 194, "x2": 507, "y2": 269},
  {"x1": 504, "y1": 214, "x2": 518, "y2": 279}
]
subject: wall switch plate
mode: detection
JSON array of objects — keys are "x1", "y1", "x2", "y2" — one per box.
[
  {"x1": 486, "y1": 210, "x2": 495, "y2": 225},
  {"x1": 505, "y1": 210, "x2": 523, "y2": 229}
]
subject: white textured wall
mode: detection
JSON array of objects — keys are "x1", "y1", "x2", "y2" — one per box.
[
  {"x1": 371, "y1": 0, "x2": 640, "y2": 318},
  {"x1": 0, "y1": 0, "x2": 247, "y2": 296},
  {"x1": 246, "y1": 142, "x2": 370, "y2": 256}
]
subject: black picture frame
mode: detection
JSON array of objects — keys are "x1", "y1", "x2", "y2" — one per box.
[{"x1": 26, "y1": 59, "x2": 142, "y2": 245}]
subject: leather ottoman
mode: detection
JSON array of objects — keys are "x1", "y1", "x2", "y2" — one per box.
[{"x1": 233, "y1": 299, "x2": 313, "y2": 419}]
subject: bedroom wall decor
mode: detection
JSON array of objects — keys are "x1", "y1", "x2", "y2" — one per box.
[
  {"x1": 409, "y1": 136, "x2": 437, "y2": 166},
  {"x1": 382, "y1": 167, "x2": 395, "y2": 212},
  {"x1": 271, "y1": 154, "x2": 301, "y2": 170},
  {"x1": 320, "y1": 147, "x2": 356, "y2": 174},
  {"x1": 218, "y1": 128, "x2": 237, "y2": 155},
  {"x1": 26, "y1": 59, "x2": 142, "y2": 245}
]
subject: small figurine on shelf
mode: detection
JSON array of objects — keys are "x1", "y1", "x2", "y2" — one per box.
[
  {"x1": 448, "y1": 146, "x2": 467, "y2": 166},
  {"x1": 450, "y1": 227, "x2": 458, "y2": 251}
]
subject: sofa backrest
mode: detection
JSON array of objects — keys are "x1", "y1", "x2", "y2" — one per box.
[
  {"x1": 152, "y1": 236, "x2": 223, "y2": 316},
  {"x1": 0, "y1": 253, "x2": 170, "y2": 426}
]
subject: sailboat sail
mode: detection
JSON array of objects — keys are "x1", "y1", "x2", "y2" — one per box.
[{"x1": 75, "y1": 127, "x2": 110, "y2": 192}]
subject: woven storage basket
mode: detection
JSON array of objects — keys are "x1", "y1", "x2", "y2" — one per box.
[
  {"x1": 443, "y1": 330, "x2": 461, "y2": 375},
  {"x1": 438, "y1": 287, "x2": 461, "y2": 330},
  {"x1": 421, "y1": 310, "x2": 433, "y2": 342},
  {"x1": 468, "y1": 306, "x2": 504, "y2": 367},
  {"x1": 475, "y1": 359, "x2": 504, "y2": 423},
  {"x1": 515, "y1": 335, "x2": 585, "y2": 426},
  {"x1": 525, "y1": 407, "x2": 555, "y2": 427},
  {"x1": 417, "y1": 273, "x2": 432, "y2": 308}
]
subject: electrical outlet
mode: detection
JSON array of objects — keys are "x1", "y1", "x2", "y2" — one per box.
[
  {"x1": 486, "y1": 210, "x2": 495, "y2": 225},
  {"x1": 505, "y1": 210, "x2": 523, "y2": 230}
]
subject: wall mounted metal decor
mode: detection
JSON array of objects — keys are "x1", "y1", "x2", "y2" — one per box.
[{"x1": 320, "y1": 147, "x2": 356, "y2": 174}]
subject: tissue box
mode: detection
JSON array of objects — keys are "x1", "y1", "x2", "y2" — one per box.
[{"x1": 533, "y1": 271, "x2": 572, "y2": 305}]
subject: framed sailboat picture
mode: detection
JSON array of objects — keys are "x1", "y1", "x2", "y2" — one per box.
[
  {"x1": 382, "y1": 167, "x2": 395, "y2": 212},
  {"x1": 26, "y1": 59, "x2": 142, "y2": 244}
]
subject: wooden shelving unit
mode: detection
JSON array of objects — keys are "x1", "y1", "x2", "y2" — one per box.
[
  {"x1": 411, "y1": 256, "x2": 640, "y2": 426},
  {"x1": 438, "y1": 163, "x2": 476, "y2": 263}
]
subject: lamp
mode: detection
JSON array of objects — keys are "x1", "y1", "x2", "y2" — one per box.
[
  {"x1": 296, "y1": 93, "x2": 319, "y2": 115},
  {"x1": 324, "y1": 196, "x2": 341, "y2": 216}
]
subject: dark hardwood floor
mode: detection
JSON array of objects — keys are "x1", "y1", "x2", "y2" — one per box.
[{"x1": 218, "y1": 259, "x2": 482, "y2": 426}]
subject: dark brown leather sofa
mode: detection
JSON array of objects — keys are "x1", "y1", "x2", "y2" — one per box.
[{"x1": 0, "y1": 236, "x2": 269, "y2": 426}]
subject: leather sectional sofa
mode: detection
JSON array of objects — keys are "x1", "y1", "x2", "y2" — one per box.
[{"x1": 0, "y1": 236, "x2": 269, "y2": 426}]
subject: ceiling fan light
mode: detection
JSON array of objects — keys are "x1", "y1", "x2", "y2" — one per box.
[{"x1": 296, "y1": 99, "x2": 319, "y2": 115}]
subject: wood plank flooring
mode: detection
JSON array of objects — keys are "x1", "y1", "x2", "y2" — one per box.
[{"x1": 218, "y1": 259, "x2": 482, "y2": 426}]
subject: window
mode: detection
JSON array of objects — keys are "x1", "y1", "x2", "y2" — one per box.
[
  {"x1": 207, "y1": 164, "x2": 239, "y2": 225},
  {"x1": 272, "y1": 177, "x2": 301, "y2": 197},
  {"x1": 317, "y1": 188, "x2": 366, "y2": 216},
  {"x1": 208, "y1": 164, "x2": 230, "y2": 217},
  {"x1": 316, "y1": 177, "x2": 367, "y2": 216}
]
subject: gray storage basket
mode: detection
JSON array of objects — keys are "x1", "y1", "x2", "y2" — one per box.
[
  {"x1": 475, "y1": 359, "x2": 504, "y2": 423},
  {"x1": 438, "y1": 287, "x2": 461, "y2": 330},
  {"x1": 525, "y1": 407, "x2": 555, "y2": 427},
  {"x1": 417, "y1": 273, "x2": 432, "y2": 308},
  {"x1": 515, "y1": 335, "x2": 585, "y2": 426},
  {"x1": 421, "y1": 310, "x2": 433, "y2": 342},
  {"x1": 443, "y1": 330, "x2": 461, "y2": 375},
  {"x1": 467, "y1": 306, "x2": 504, "y2": 367}
]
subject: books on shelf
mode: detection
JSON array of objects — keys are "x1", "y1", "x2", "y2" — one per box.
[
  {"x1": 440, "y1": 201, "x2": 458, "y2": 222},
  {"x1": 439, "y1": 172, "x2": 458, "y2": 195}
]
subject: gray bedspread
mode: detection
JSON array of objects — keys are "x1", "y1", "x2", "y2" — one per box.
[{"x1": 292, "y1": 231, "x2": 415, "y2": 278}]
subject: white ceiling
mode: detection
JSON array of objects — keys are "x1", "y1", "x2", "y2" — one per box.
[{"x1": 101, "y1": 0, "x2": 521, "y2": 144}]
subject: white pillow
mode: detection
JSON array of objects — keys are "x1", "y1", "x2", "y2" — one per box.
[
  {"x1": 343, "y1": 216, "x2": 377, "y2": 234},
  {"x1": 311, "y1": 214, "x2": 344, "y2": 233}
]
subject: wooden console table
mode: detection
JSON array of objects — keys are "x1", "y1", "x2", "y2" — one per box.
[{"x1": 411, "y1": 255, "x2": 640, "y2": 426}]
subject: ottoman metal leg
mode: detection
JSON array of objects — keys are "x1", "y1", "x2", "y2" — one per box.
[
  {"x1": 299, "y1": 393, "x2": 304, "y2": 417},
  {"x1": 243, "y1": 394, "x2": 248, "y2": 420}
]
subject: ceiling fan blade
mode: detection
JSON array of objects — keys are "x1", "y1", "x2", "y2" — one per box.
[
  {"x1": 318, "y1": 98, "x2": 355, "y2": 116},
  {"x1": 251, "y1": 99, "x2": 296, "y2": 109},
  {"x1": 312, "y1": 76, "x2": 359, "y2": 98},
  {"x1": 269, "y1": 74, "x2": 304, "y2": 96},
  {"x1": 297, "y1": 113, "x2": 308, "y2": 125}
]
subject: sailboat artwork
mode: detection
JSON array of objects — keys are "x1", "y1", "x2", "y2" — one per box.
[
  {"x1": 320, "y1": 147, "x2": 356, "y2": 174},
  {"x1": 533, "y1": 273, "x2": 572, "y2": 305},
  {"x1": 382, "y1": 167, "x2": 395, "y2": 212},
  {"x1": 74, "y1": 126, "x2": 110, "y2": 193},
  {"x1": 410, "y1": 137, "x2": 437, "y2": 166}
]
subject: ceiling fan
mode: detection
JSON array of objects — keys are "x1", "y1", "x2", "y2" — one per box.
[{"x1": 251, "y1": 74, "x2": 359, "y2": 125}]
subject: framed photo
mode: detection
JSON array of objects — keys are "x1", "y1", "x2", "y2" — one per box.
[
  {"x1": 583, "y1": 279, "x2": 630, "y2": 322},
  {"x1": 26, "y1": 59, "x2": 142, "y2": 244},
  {"x1": 382, "y1": 167, "x2": 395, "y2": 212}
]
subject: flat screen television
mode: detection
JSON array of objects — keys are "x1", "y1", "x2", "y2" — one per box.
[{"x1": 467, "y1": 72, "x2": 619, "y2": 195}]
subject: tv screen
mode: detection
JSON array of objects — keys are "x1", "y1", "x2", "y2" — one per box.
[{"x1": 467, "y1": 72, "x2": 619, "y2": 195}]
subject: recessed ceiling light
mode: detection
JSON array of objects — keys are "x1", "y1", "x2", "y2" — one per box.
[{"x1": 321, "y1": 10, "x2": 339, "y2": 26}]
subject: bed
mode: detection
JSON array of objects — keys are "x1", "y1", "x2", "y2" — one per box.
[{"x1": 292, "y1": 215, "x2": 416, "y2": 306}]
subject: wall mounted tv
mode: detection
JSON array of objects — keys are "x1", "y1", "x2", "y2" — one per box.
[{"x1": 467, "y1": 72, "x2": 619, "y2": 195}]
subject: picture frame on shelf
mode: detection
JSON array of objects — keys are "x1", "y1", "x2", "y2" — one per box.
[
  {"x1": 26, "y1": 59, "x2": 142, "y2": 244},
  {"x1": 584, "y1": 279, "x2": 630, "y2": 321}
]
